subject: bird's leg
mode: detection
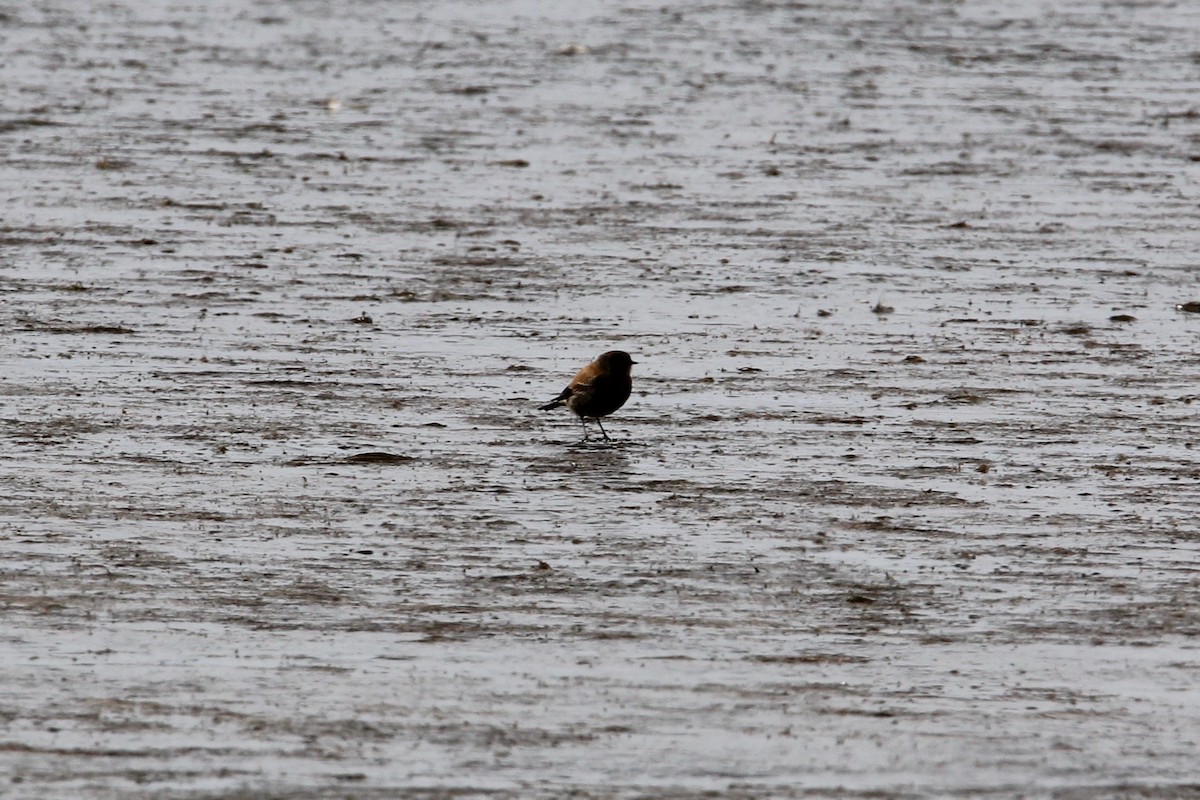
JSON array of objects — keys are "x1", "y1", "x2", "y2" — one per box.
[
  {"x1": 579, "y1": 417, "x2": 590, "y2": 441},
  {"x1": 595, "y1": 418, "x2": 610, "y2": 442}
]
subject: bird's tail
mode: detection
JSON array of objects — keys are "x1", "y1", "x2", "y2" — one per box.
[{"x1": 538, "y1": 389, "x2": 571, "y2": 411}]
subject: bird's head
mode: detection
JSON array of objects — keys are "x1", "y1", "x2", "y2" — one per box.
[{"x1": 597, "y1": 350, "x2": 636, "y2": 373}]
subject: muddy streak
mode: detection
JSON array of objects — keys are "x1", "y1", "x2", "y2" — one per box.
[{"x1": 3, "y1": 0, "x2": 1200, "y2": 798}]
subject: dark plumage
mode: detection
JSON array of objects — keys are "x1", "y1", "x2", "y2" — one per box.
[{"x1": 538, "y1": 350, "x2": 636, "y2": 441}]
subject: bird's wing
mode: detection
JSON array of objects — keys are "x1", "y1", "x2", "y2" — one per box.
[{"x1": 568, "y1": 376, "x2": 599, "y2": 399}]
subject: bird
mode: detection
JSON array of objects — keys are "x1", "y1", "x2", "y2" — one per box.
[{"x1": 538, "y1": 350, "x2": 636, "y2": 441}]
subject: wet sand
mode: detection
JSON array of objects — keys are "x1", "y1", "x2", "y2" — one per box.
[{"x1": 3, "y1": 1, "x2": 1200, "y2": 797}]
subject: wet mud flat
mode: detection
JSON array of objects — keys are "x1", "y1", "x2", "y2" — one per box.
[{"x1": 3, "y1": 0, "x2": 1200, "y2": 797}]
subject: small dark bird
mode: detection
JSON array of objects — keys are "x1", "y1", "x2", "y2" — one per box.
[{"x1": 538, "y1": 350, "x2": 636, "y2": 441}]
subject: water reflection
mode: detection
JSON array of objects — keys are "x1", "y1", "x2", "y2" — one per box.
[{"x1": 525, "y1": 440, "x2": 637, "y2": 489}]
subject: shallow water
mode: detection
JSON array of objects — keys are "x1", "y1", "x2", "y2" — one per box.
[{"x1": 3, "y1": 0, "x2": 1200, "y2": 797}]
